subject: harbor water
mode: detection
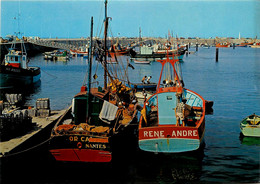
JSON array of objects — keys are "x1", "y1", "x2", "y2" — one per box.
[{"x1": 1, "y1": 47, "x2": 260, "y2": 183}]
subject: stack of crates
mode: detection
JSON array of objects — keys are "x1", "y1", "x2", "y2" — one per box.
[{"x1": 36, "y1": 98, "x2": 51, "y2": 117}]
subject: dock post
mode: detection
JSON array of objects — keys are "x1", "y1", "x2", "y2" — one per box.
[
  {"x1": 189, "y1": 42, "x2": 191, "y2": 48},
  {"x1": 216, "y1": 48, "x2": 219, "y2": 62},
  {"x1": 196, "y1": 44, "x2": 198, "y2": 52},
  {"x1": 233, "y1": 43, "x2": 235, "y2": 49},
  {"x1": 186, "y1": 45, "x2": 188, "y2": 56}
]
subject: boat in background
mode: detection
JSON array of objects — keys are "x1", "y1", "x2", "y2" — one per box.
[
  {"x1": 138, "y1": 51, "x2": 207, "y2": 153},
  {"x1": 240, "y1": 114, "x2": 260, "y2": 137},
  {"x1": 216, "y1": 43, "x2": 230, "y2": 48},
  {"x1": 0, "y1": 37, "x2": 41, "y2": 87},
  {"x1": 70, "y1": 49, "x2": 88, "y2": 57},
  {"x1": 44, "y1": 50, "x2": 69, "y2": 61},
  {"x1": 250, "y1": 43, "x2": 260, "y2": 48},
  {"x1": 130, "y1": 45, "x2": 186, "y2": 61},
  {"x1": 127, "y1": 82, "x2": 157, "y2": 91},
  {"x1": 201, "y1": 44, "x2": 210, "y2": 49},
  {"x1": 134, "y1": 59, "x2": 151, "y2": 64}
]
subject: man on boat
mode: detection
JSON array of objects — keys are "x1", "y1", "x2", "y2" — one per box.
[
  {"x1": 142, "y1": 76, "x2": 147, "y2": 84},
  {"x1": 147, "y1": 76, "x2": 152, "y2": 84}
]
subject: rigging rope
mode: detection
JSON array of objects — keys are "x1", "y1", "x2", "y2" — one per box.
[{"x1": 1, "y1": 137, "x2": 52, "y2": 158}]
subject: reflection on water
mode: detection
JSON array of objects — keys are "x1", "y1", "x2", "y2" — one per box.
[
  {"x1": 240, "y1": 134, "x2": 260, "y2": 146},
  {"x1": 0, "y1": 47, "x2": 259, "y2": 183},
  {"x1": 135, "y1": 149, "x2": 205, "y2": 183},
  {"x1": 0, "y1": 80, "x2": 41, "y2": 107}
]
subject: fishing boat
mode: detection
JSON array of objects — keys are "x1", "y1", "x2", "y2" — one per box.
[
  {"x1": 240, "y1": 114, "x2": 260, "y2": 137},
  {"x1": 49, "y1": 5, "x2": 138, "y2": 162},
  {"x1": 138, "y1": 51, "x2": 206, "y2": 153},
  {"x1": 130, "y1": 46, "x2": 186, "y2": 61},
  {"x1": 0, "y1": 37, "x2": 41, "y2": 87}
]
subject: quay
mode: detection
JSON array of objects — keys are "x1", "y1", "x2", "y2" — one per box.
[{"x1": 0, "y1": 109, "x2": 66, "y2": 158}]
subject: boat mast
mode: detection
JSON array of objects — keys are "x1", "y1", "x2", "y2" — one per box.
[
  {"x1": 87, "y1": 17, "x2": 94, "y2": 119},
  {"x1": 104, "y1": 0, "x2": 108, "y2": 89}
]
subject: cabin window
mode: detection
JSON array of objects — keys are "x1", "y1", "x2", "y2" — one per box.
[
  {"x1": 15, "y1": 57, "x2": 19, "y2": 62},
  {"x1": 11, "y1": 56, "x2": 14, "y2": 61},
  {"x1": 167, "y1": 96, "x2": 172, "y2": 100}
]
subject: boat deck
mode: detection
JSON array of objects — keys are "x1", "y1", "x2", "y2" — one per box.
[{"x1": 0, "y1": 109, "x2": 66, "y2": 157}]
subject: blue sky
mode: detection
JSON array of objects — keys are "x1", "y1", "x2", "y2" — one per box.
[{"x1": 1, "y1": 0, "x2": 259, "y2": 38}]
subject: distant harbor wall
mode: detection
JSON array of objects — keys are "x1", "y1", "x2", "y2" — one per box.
[
  {"x1": 0, "y1": 42, "x2": 55, "y2": 62},
  {"x1": 1, "y1": 37, "x2": 259, "y2": 62}
]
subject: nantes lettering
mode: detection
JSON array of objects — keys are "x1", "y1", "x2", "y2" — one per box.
[
  {"x1": 85, "y1": 143, "x2": 106, "y2": 149},
  {"x1": 143, "y1": 130, "x2": 198, "y2": 138}
]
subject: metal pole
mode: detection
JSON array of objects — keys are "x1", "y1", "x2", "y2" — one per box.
[
  {"x1": 216, "y1": 48, "x2": 219, "y2": 62},
  {"x1": 88, "y1": 17, "x2": 93, "y2": 95},
  {"x1": 104, "y1": 0, "x2": 108, "y2": 89},
  {"x1": 87, "y1": 16, "x2": 93, "y2": 119}
]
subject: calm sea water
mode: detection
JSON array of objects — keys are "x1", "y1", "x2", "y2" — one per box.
[{"x1": 1, "y1": 47, "x2": 260, "y2": 183}]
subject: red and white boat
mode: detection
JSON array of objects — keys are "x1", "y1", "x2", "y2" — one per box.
[{"x1": 138, "y1": 51, "x2": 207, "y2": 153}]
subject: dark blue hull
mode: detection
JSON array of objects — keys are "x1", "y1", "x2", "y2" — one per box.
[{"x1": 0, "y1": 65, "x2": 41, "y2": 87}]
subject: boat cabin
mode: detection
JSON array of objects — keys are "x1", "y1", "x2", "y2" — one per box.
[
  {"x1": 4, "y1": 50, "x2": 27, "y2": 69},
  {"x1": 72, "y1": 87, "x2": 110, "y2": 126}
]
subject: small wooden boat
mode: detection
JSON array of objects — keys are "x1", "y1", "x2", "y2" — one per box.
[
  {"x1": 240, "y1": 114, "x2": 260, "y2": 137},
  {"x1": 70, "y1": 49, "x2": 88, "y2": 57},
  {"x1": 134, "y1": 59, "x2": 151, "y2": 64},
  {"x1": 127, "y1": 82, "x2": 157, "y2": 90},
  {"x1": 138, "y1": 52, "x2": 207, "y2": 153}
]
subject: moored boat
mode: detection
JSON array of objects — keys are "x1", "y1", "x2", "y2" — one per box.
[
  {"x1": 127, "y1": 82, "x2": 157, "y2": 91},
  {"x1": 138, "y1": 51, "x2": 207, "y2": 153},
  {"x1": 0, "y1": 39, "x2": 41, "y2": 87},
  {"x1": 134, "y1": 59, "x2": 151, "y2": 64},
  {"x1": 240, "y1": 114, "x2": 260, "y2": 137},
  {"x1": 49, "y1": 7, "x2": 138, "y2": 162},
  {"x1": 215, "y1": 43, "x2": 230, "y2": 48}
]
